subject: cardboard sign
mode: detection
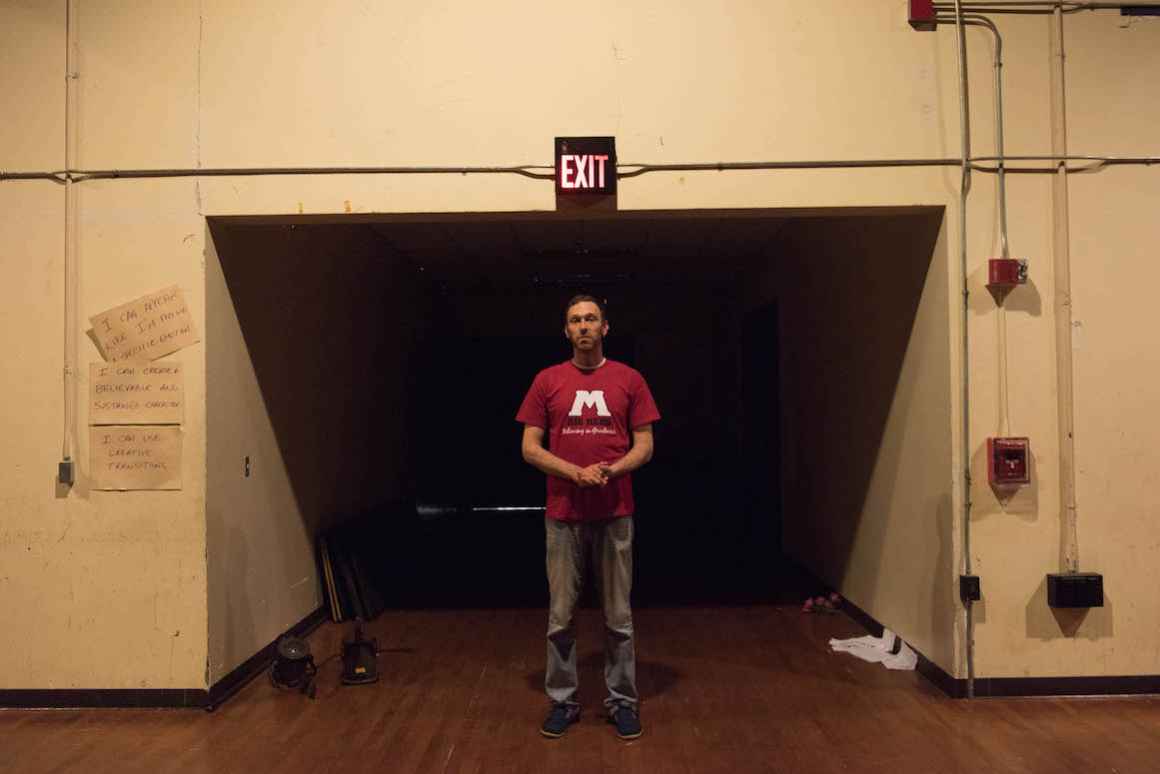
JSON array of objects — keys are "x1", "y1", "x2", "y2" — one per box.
[
  {"x1": 90, "y1": 425, "x2": 183, "y2": 491},
  {"x1": 90, "y1": 285, "x2": 199, "y2": 362},
  {"x1": 89, "y1": 361, "x2": 184, "y2": 425}
]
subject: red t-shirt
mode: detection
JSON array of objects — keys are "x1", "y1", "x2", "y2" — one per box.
[{"x1": 516, "y1": 359, "x2": 661, "y2": 522}]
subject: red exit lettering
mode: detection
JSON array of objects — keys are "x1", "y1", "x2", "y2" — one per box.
[{"x1": 559, "y1": 154, "x2": 610, "y2": 190}]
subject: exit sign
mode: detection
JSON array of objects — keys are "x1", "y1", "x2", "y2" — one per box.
[{"x1": 555, "y1": 137, "x2": 616, "y2": 196}]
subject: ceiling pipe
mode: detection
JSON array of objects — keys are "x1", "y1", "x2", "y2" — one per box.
[{"x1": 934, "y1": 1, "x2": 1160, "y2": 14}]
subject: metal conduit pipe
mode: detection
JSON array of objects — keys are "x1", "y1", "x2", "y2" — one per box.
[
  {"x1": 956, "y1": 16, "x2": 1010, "y2": 259},
  {"x1": 618, "y1": 158, "x2": 963, "y2": 177},
  {"x1": 61, "y1": 0, "x2": 79, "y2": 478},
  {"x1": 971, "y1": 154, "x2": 1159, "y2": 163},
  {"x1": 618, "y1": 155, "x2": 1159, "y2": 176},
  {"x1": 6, "y1": 156, "x2": 1160, "y2": 185},
  {"x1": 950, "y1": 0, "x2": 977, "y2": 701},
  {"x1": 970, "y1": 13, "x2": 1015, "y2": 445},
  {"x1": 2, "y1": 171, "x2": 64, "y2": 181},
  {"x1": 5, "y1": 160, "x2": 963, "y2": 183},
  {"x1": 71, "y1": 165, "x2": 558, "y2": 182},
  {"x1": 940, "y1": 14, "x2": 1015, "y2": 441},
  {"x1": 1052, "y1": 2, "x2": 1082, "y2": 577},
  {"x1": 934, "y1": 1, "x2": 1160, "y2": 13}
]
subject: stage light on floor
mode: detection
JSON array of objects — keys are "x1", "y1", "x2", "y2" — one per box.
[{"x1": 270, "y1": 635, "x2": 317, "y2": 698}]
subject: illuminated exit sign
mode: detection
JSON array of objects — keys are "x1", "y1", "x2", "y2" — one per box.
[{"x1": 555, "y1": 137, "x2": 617, "y2": 196}]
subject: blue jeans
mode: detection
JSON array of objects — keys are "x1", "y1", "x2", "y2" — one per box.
[{"x1": 544, "y1": 515, "x2": 637, "y2": 712}]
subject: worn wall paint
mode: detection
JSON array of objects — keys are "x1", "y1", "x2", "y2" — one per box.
[{"x1": 0, "y1": 176, "x2": 208, "y2": 688}]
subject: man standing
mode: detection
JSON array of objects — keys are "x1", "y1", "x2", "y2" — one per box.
[{"x1": 516, "y1": 295, "x2": 661, "y2": 741}]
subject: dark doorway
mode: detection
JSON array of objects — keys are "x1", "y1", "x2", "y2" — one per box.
[
  {"x1": 209, "y1": 208, "x2": 941, "y2": 617},
  {"x1": 391, "y1": 269, "x2": 784, "y2": 608}
]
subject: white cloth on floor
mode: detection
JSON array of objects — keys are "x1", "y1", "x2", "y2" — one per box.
[{"x1": 829, "y1": 627, "x2": 917, "y2": 671}]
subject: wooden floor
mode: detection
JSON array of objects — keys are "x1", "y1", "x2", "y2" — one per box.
[{"x1": 4, "y1": 606, "x2": 1160, "y2": 773}]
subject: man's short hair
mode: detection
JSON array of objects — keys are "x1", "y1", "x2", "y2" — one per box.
[{"x1": 563, "y1": 294, "x2": 607, "y2": 323}]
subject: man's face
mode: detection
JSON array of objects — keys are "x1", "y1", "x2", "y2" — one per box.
[{"x1": 564, "y1": 301, "x2": 609, "y2": 352}]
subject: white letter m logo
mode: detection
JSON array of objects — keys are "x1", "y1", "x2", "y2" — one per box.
[{"x1": 569, "y1": 390, "x2": 611, "y2": 417}]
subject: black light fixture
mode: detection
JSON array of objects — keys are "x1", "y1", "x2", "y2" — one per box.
[{"x1": 270, "y1": 635, "x2": 317, "y2": 698}]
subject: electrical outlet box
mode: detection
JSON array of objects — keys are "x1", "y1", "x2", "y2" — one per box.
[
  {"x1": 960, "y1": 574, "x2": 981, "y2": 603},
  {"x1": 908, "y1": 0, "x2": 937, "y2": 30},
  {"x1": 1047, "y1": 573, "x2": 1104, "y2": 608},
  {"x1": 988, "y1": 258, "x2": 1028, "y2": 290},
  {"x1": 988, "y1": 437, "x2": 1030, "y2": 486}
]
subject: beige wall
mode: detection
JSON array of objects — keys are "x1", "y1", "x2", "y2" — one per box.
[
  {"x1": 2, "y1": 1, "x2": 1157, "y2": 689},
  {"x1": 0, "y1": 177, "x2": 208, "y2": 688}
]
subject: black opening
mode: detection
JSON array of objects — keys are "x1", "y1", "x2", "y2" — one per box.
[
  {"x1": 399, "y1": 275, "x2": 785, "y2": 607},
  {"x1": 212, "y1": 209, "x2": 943, "y2": 613}
]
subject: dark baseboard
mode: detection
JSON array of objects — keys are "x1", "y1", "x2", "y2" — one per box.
[
  {"x1": 830, "y1": 586, "x2": 963, "y2": 695},
  {"x1": 206, "y1": 605, "x2": 329, "y2": 710},
  {"x1": 970, "y1": 675, "x2": 1160, "y2": 698},
  {"x1": 0, "y1": 688, "x2": 209, "y2": 709},
  {"x1": 796, "y1": 562, "x2": 1159, "y2": 699},
  {"x1": 0, "y1": 605, "x2": 327, "y2": 710},
  {"x1": 914, "y1": 652, "x2": 965, "y2": 698}
]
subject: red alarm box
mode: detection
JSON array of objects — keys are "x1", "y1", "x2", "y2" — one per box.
[
  {"x1": 988, "y1": 437, "x2": 1030, "y2": 486},
  {"x1": 988, "y1": 258, "x2": 1028, "y2": 291},
  {"x1": 908, "y1": 0, "x2": 936, "y2": 31}
]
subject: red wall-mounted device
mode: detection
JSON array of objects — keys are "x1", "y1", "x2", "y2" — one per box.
[
  {"x1": 988, "y1": 258, "x2": 1028, "y2": 291},
  {"x1": 988, "y1": 437, "x2": 1031, "y2": 486},
  {"x1": 908, "y1": 0, "x2": 937, "y2": 31}
]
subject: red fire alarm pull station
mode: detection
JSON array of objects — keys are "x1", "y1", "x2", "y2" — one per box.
[{"x1": 988, "y1": 437, "x2": 1031, "y2": 486}]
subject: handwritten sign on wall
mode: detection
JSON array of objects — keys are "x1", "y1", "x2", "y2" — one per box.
[
  {"x1": 89, "y1": 286, "x2": 199, "y2": 362},
  {"x1": 89, "y1": 361, "x2": 184, "y2": 425},
  {"x1": 90, "y1": 425, "x2": 183, "y2": 490}
]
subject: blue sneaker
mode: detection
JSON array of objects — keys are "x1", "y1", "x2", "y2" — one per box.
[
  {"x1": 540, "y1": 703, "x2": 580, "y2": 738},
  {"x1": 608, "y1": 704, "x2": 642, "y2": 740}
]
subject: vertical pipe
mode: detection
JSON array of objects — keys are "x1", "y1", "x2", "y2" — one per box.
[
  {"x1": 952, "y1": 0, "x2": 976, "y2": 699},
  {"x1": 988, "y1": 22, "x2": 1009, "y2": 261},
  {"x1": 1051, "y1": 5, "x2": 1080, "y2": 574},
  {"x1": 973, "y1": 16, "x2": 1012, "y2": 437},
  {"x1": 62, "y1": 0, "x2": 78, "y2": 469},
  {"x1": 985, "y1": 18, "x2": 1013, "y2": 442}
]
